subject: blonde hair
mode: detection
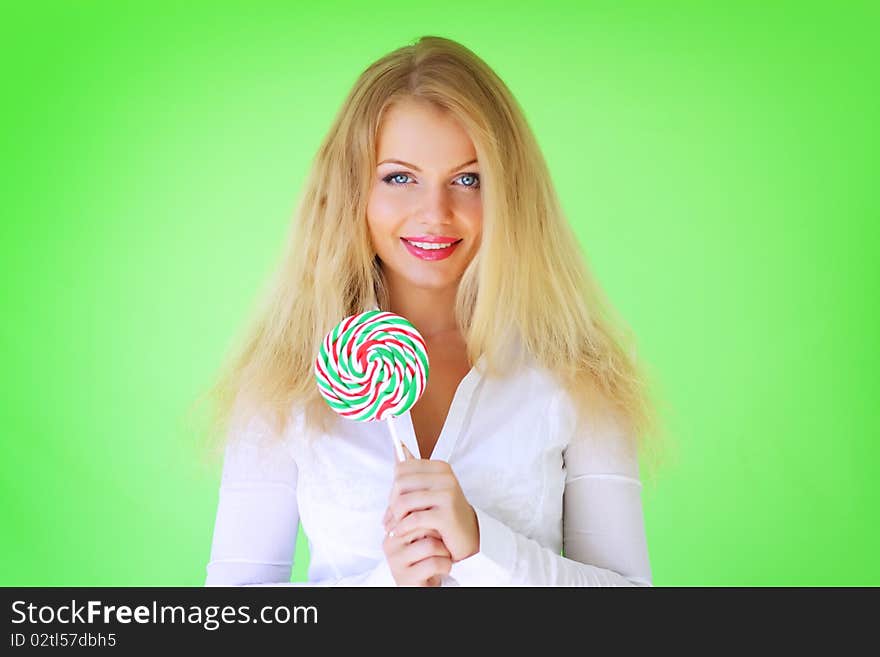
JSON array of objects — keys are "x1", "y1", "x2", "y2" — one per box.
[{"x1": 187, "y1": 35, "x2": 673, "y2": 482}]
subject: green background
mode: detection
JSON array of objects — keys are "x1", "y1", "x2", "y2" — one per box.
[{"x1": 2, "y1": 1, "x2": 877, "y2": 586}]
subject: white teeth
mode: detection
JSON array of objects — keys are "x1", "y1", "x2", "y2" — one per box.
[{"x1": 406, "y1": 240, "x2": 456, "y2": 250}]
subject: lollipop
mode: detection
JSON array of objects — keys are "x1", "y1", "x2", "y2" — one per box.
[{"x1": 314, "y1": 310, "x2": 430, "y2": 461}]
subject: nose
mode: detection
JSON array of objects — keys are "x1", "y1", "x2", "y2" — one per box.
[{"x1": 418, "y1": 184, "x2": 453, "y2": 225}]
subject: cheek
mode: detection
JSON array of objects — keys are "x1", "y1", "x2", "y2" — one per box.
[
  {"x1": 366, "y1": 190, "x2": 406, "y2": 237},
  {"x1": 458, "y1": 195, "x2": 483, "y2": 234}
]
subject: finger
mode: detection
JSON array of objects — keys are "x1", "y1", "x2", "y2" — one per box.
[
  {"x1": 387, "y1": 490, "x2": 446, "y2": 528},
  {"x1": 388, "y1": 472, "x2": 453, "y2": 501},
  {"x1": 412, "y1": 555, "x2": 452, "y2": 582},
  {"x1": 386, "y1": 524, "x2": 441, "y2": 547},
  {"x1": 391, "y1": 509, "x2": 440, "y2": 538},
  {"x1": 402, "y1": 537, "x2": 449, "y2": 567},
  {"x1": 393, "y1": 458, "x2": 451, "y2": 479},
  {"x1": 384, "y1": 524, "x2": 439, "y2": 558},
  {"x1": 399, "y1": 526, "x2": 442, "y2": 545},
  {"x1": 402, "y1": 443, "x2": 415, "y2": 460}
]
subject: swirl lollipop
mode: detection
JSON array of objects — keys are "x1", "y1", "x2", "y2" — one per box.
[{"x1": 314, "y1": 310, "x2": 430, "y2": 461}]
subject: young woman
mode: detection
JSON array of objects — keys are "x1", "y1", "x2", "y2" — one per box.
[{"x1": 200, "y1": 35, "x2": 666, "y2": 586}]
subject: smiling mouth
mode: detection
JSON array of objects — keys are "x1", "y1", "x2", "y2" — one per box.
[
  {"x1": 401, "y1": 238, "x2": 462, "y2": 250},
  {"x1": 400, "y1": 237, "x2": 463, "y2": 261}
]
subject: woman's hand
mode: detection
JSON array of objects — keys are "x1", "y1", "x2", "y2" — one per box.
[
  {"x1": 381, "y1": 525, "x2": 451, "y2": 587},
  {"x1": 381, "y1": 444, "x2": 452, "y2": 586},
  {"x1": 383, "y1": 443, "x2": 480, "y2": 565}
]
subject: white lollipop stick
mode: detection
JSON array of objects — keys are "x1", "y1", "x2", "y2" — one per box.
[{"x1": 385, "y1": 415, "x2": 406, "y2": 463}]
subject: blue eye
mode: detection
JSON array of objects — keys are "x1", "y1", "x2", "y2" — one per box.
[
  {"x1": 381, "y1": 172, "x2": 481, "y2": 191},
  {"x1": 383, "y1": 173, "x2": 413, "y2": 186},
  {"x1": 457, "y1": 173, "x2": 480, "y2": 189}
]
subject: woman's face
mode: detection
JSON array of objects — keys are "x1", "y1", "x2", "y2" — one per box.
[{"x1": 366, "y1": 98, "x2": 482, "y2": 294}]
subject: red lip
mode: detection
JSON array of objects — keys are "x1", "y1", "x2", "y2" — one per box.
[
  {"x1": 400, "y1": 237, "x2": 462, "y2": 261},
  {"x1": 401, "y1": 235, "x2": 461, "y2": 243}
]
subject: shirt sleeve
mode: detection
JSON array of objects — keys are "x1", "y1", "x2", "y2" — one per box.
[
  {"x1": 447, "y1": 397, "x2": 654, "y2": 587},
  {"x1": 241, "y1": 562, "x2": 396, "y2": 587},
  {"x1": 204, "y1": 408, "x2": 398, "y2": 587},
  {"x1": 204, "y1": 411, "x2": 302, "y2": 586}
]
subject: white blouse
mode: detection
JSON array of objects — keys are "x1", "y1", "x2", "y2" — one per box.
[{"x1": 204, "y1": 341, "x2": 654, "y2": 587}]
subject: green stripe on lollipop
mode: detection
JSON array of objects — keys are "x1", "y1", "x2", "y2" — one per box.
[{"x1": 314, "y1": 310, "x2": 430, "y2": 461}]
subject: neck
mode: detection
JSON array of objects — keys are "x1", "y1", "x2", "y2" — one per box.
[{"x1": 384, "y1": 271, "x2": 460, "y2": 339}]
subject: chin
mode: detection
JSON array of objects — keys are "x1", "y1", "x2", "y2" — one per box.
[
  {"x1": 379, "y1": 256, "x2": 466, "y2": 291},
  {"x1": 405, "y1": 274, "x2": 460, "y2": 291}
]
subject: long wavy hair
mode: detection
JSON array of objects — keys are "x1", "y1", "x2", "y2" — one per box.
[{"x1": 187, "y1": 35, "x2": 672, "y2": 482}]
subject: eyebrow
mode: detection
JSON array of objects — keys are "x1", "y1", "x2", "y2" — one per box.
[{"x1": 377, "y1": 158, "x2": 478, "y2": 174}]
